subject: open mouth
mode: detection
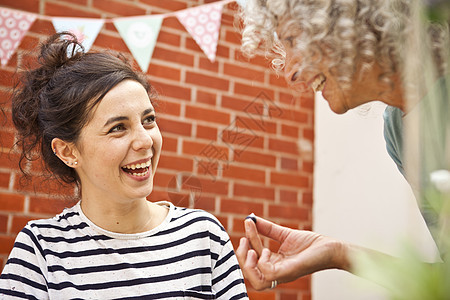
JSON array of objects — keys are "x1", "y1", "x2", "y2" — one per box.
[
  {"x1": 121, "y1": 160, "x2": 151, "y2": 177},
  {"x1": 310, "y1": 73, "x2": 326, "y2": 92}
]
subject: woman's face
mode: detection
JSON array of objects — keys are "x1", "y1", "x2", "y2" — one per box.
[
  {"x1": 280, "y1": 33, "x2": 384, "y2": 114},
  {"x1": 73, "y1": 80, "x2": 162, "y2": 202}
]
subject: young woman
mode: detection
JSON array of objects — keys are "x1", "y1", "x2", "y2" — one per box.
[{"x1": 0, "y1": 32, "x2": 248, "y2": 299}]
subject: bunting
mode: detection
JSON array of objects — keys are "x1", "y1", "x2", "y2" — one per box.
[
  {"x1": 52, "y1": 17, "x2": 105, "y2": 52},
  {"x1": 0, "y1": 8, "x2": 36, "y2": 66},
  {"x1": 0, "y1": 0, "x2": 234, "y2": 68},
  {"x1": 176, "y1": 3, "x2": 223, "y2": 62},
  {"x1": 114, "y1": 16, "x2": 163, "y2": 73}
]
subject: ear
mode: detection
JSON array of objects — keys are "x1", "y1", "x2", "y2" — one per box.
[{"x1": 51, "y1": 138, "x2": 79, "y2": 168}]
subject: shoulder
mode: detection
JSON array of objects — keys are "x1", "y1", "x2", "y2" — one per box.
[{"x1": 171, "y1": 206, "x2": 225, "y2": 231}]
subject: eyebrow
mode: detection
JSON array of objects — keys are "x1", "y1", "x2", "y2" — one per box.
[{"x1": 103, "y1": 108, "x2": 155, "y2": 128}]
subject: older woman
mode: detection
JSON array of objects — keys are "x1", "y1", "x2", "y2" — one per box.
[
  {"x1": 236, "y1": 0, "x2": 449, "y2": 291},
  {"x1": 0, "y1": 33, "x2": 248, "y2": 299}
]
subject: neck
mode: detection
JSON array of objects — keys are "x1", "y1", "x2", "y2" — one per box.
[{"x1": 80, "y1": 196, "x2": 166, "y2": 234}]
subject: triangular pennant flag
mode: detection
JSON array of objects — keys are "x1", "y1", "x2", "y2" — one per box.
[
  {"x1": 176, "y1": 3, "x2": 223, "y2": 62},
  {"x1": 52, "y1": 17, "x2": 104, "y2": 52},
  {"x1": 0, "y1": 8, "x2": 36, "y2": 66},
  {"x1": 113, "y1": 16, "x2": 163, "y2": 73}
]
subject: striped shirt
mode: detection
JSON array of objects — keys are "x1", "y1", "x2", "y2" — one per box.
[{"x1": 0, "y1": 201, "x2": 248, "y2": 299}]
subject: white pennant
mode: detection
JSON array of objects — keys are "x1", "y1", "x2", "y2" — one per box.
[
  {"x1": 52, "y1": 17, "x2": 104, "y2": 52},
  {"x1": 114, "y1": 16, "x2": 163, "y2": 73},
  {"x1": 176, "y1": 3, "x2": 223, "y2": 62}
]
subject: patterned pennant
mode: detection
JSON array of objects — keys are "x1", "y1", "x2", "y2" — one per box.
[
  {"x1": 52, "y1": 17, "x2": 104, "y2": 52},
  {"x1": 176, "y1": 3, "x2": 223, "y2": 62},
  {"x1": 113, "y1": 16, "x2": 163, "y2": 73},
  {"x1": 0, "y1": 8, "x2": 36, "y2": 66}
]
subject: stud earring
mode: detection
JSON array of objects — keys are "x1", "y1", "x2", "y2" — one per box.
[
  {"x1": 74, "y1": 161, "x2": 78, "y2": 165},
  {"x1": 53, "y1": 148, "x2": 56, "y2": 155}
]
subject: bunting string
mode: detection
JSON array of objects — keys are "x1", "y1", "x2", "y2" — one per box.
[{"x1": 0, "y1": 0, "x2": 246, "y2": 71}]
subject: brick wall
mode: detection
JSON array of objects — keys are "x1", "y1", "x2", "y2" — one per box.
[{"x1": 0, "y1": 1, "x2": 314, "y2": 299}]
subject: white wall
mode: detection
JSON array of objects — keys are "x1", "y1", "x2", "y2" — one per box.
[{"x1": 312, "y1": 93, "x2": 439, "y2": 299}]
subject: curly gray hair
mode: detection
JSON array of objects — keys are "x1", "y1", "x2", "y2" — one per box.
[{"x1": 240, "y1": 0, "x2": 448, "y2": 91}]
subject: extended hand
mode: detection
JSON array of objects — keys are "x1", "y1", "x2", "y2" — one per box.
[{"x1": 236, "y1": 216, "x2": 348, "y2": 290}]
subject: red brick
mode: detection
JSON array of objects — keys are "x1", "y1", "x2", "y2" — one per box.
[
  {"x1": 300, "y1": 93, "x2": 315, "y2": 110},
  {"x1": 0, "y1": 130, "x2": 15, "y2": 150},
  {"x1": 233, "y1": 150, "x2": 276, "y2": 168},
  {"x1": 16, "y1": 175, "x2": 75, "y2": 196},
  {"x1": 185, "y1": 105, "x2": 230, "y2": 125},
  {"x1": 158, "y1": 30, "x2": 181, "y2": 47},
  {"x1": 282, "y1": 124, "x2": 299, "y2": 138},
  {"x1": 281, "y1": 157, "x2": 298, "y2": 171},
  {"x1": 220, "y1": 129, "x2": 264, "y2": 149},
  {"x1": 93, "y1": 0, "x2": 146, "y2": 16},
  {"x1": 0, "y1": 215, "x2": 7, "y2": 233},
  {"x1": 139, "y1": 0, "x2": 188, "y2": 11},
  {"x1": 45, "y1": 2, "x2": 101, "y2": 18},
  {"x1": 29, "y1": 196, "x2": 76, "y2": 215},
  {"x1": 196, "y1": 177, "x2": 228, "y2": 195},
  {"x1": 0, "y1": 70, "x2": 15, "y2": 87},
  {"x1": 0, "y1": 193, "x2": 24, "y2": 212},
  {"x1": 223, "y1": 63, "x2": 264, "y2": 82},
  {"x1": 234, "y1": 82, "x2": 275, "y2": 100},
  {"x1": 235, "y1": 115, "x2": 277, "y2": 134},
  {"x1": 215, "y1": 44, "x2": 230, "y2": 59},
  {"x1": 148, "y1": 62, "x2": 181, "y2": 81},
  {"x1": 152, "y1": 80, "x2": 191, "y2": 101},
  {"x1": 157, "y1": 100, "x2": 181, "y2": 116},
  {"x1": 222, "y1": 165, "x2": 265, "y2": 183},
  {"x1": 161, "y1": 16, "x2": 186, "y2": 31},
  {"x1": 157, "y1": 118, "x2": 192, "y2": 136},
  {"x1": 0, "y1": 1, "x2": 40, "y2": 13},
  {"x1": 29, "y1": 19, "x2": 54, "y2": 35},
  {"x1": 280, "y1": 190, "x2": 298, "y2": 204},
  {"x1": 270, "y1": 172, "x2": 309, "y2": 188},
  {"x1": 182, "y1": 140, "x2": 229, "y2": 160},
  {"x1": 196, "y1": 90, "x2": 216, "y2": 106},
  {"x1": 193, "y1": 195, "x2": 215, "y2": 212},
  {"x1": 94, "y1": 33, "x2": 129, "y2": 53},
  {"x1": 279, "y1": 292, "x2": 298, "y2": 300},
  {"x1": 153, "y1": 46, "x2": 194, "y2": 66},
  {"x1": 19, "y1": 35, "x2": 40, "y2": 51},
  {"x1": 303, "y1": 128, "x2": 314, "y2": 141},
  {"x1": 199, "y1": 57, "x2": 219, "y2": 73},
  {"x1": 196, "y1": 125, "x2": 218, "y2": 140},
  {"x1": 234, "y1": 183, "x2": 274, "y2": 200},
  {"x1": 220, "y1": 198, "x2": 263, "y2": 216},
  {"x1": 0, "y1": 152, "x2": 20, "y2": 170},
  {"x1": 158, "y1": 154, "x2": 193, "y2": 172},
  {"x1": 303, "y1": 161, "x2": 314, "y2": 173},
  {"x1": 0, "y1": 172, "x2": 10, "y2": 189},
  {"x1": 153, "y1": 171, "x2": 174, "y2": 189},
  {"x1": 186, "y1": 71, "x2": 229, "y2": 91},
  {"x1": 268, "y1": 203, "x2": 309, "y2": 220},
  {"x1": 0, "y1": 236, "x2": 15, "y2": 254},
  {"x1": 269, "y1": 138, "x2": 298, "y2": 155},
  {"x1": 10, "y1": 215, "x2": 36, "y2": 234},
  {"x1": 302, "y1": 191, "x2": 313, "y2": 206},
  {"x1": 247, "y1": 291, "x2": 276, "y2": 300},
  {"x1": 161, "y1": 136, "x2": 177, "y2": 153},
  {"x1": 224, "y1": 29, "x2": 241, "y2": 45},
  {"x1": 235, "y1": 52, "x2": 272, "y2": 69},
  {"x1": 221, "y1": 95, "x2": 252, "y2": 111}
]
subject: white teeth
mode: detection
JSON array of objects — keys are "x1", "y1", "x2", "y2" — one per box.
[
  {"x1": 311, "y1": 74, "x2": 326, "y2": 92},
  {"x1": 132, "y1": 170, "x2": 149, "y2": 177},
  {"x1": 123, "y1": 160, "x2": 151, "y2": 170}
]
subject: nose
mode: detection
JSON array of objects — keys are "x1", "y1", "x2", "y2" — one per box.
[{"x1": 132, "y1": 124, "x2": 153, "y2": 151}]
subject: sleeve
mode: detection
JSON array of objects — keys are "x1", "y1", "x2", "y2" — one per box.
[
  {"x1": 0, "y1": 225, "x2": 49, "y2": 299},
  {"x1": 383, "y1": 105, "x2": 405, "y2": 177},
  {"x1": 207, "y1": 216, "x2": 248, "y2": 300}
]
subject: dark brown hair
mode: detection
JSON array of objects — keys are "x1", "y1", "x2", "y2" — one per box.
[{"x1": 12, "y1": 32, "x2": 154, "y2": 188}]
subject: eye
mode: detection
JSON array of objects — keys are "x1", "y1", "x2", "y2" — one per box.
[
  {"x1": 284, "y1": 36, "x2": 295, "y2": 47},
  {"x1": 108, "y1": 124, "x2": 125, "y2": 133},
  {"x1": 143, "y1": 115, "x2": 156, "y2": 127}
]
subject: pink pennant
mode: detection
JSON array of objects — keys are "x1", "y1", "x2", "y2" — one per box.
[
  {"x1": 0, "y1": 8, "x2": 36, "y2": 66},
  {"x1": 176, "y1": 3, "x2": 223, "y2": 62}
]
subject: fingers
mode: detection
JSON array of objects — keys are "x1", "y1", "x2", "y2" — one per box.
[
  {"x1": 244, "y1": 218, "x2": 264, "y2": 257},
  {"x1": 236, "y1": 237, "x2": 270, "y2": 291},
  {"x1": 253, "y1": 216, "x2": 289, "y2": 243}
]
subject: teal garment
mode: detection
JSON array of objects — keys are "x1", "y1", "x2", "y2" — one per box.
[
  {"x1": 383, "y1": 76, "x2": 449, "y2": 256},
  {"x1": 383, "y1": 106, "x2": 405, "y2": 177}
]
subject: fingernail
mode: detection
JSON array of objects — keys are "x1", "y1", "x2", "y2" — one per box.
[{"x1": 245, "y1": 213, "x2": 257, "y2": 224}]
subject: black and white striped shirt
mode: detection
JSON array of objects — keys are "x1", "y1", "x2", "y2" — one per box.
[{"x1": 0, "y1": 201, "x2": 248, "y2": 299}]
